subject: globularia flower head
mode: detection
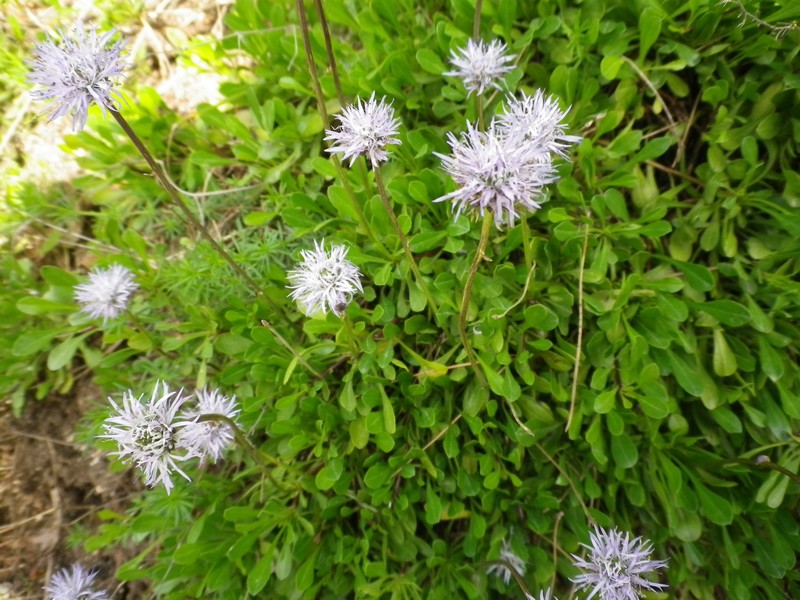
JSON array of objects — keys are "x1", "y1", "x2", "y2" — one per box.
[
  {"x1": 27, "y1": 21, "x2": 127, "y2": 131},
  {"x1": 444, "y1": 38, "x2": 515, "y2": 96},
  {"x1": 101, "y1": 381, "x2": 193, "y2": 494},
  {"x1": 287, "y1": 240, "x2": 363, "y2": 317},
  {"x1": 181, "y1": 388, "x2": 240, "y2": 463},
  {"x1": 498, "y1": 90, "x2": 582, "y2": 159},
  {"x1": 486, "y1": 537, "x2": 526, "y2": 585},
  {"x1": 44, "y1": 563, "x2": 108, "y2": 600},
  {"x1": 74, "y1": 264, "x2": 138, "y2": 323},
  {"x1": 324, "y1": 93, "x2": 401, "y2": 166},
  {"x1": 434, "y1": 121, "x2": 558, "y2": 227},
  {"x1": 570, "y1": 526, "x2": 668, "y2": 600}
]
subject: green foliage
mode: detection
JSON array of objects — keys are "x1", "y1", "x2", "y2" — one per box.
[{"x1": 3, "y1": 0, "x2": 800, "y2": 598}]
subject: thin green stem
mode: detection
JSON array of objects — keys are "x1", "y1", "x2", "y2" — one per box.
[
  {"x1": 373, "y1": 168, "x2": 438, "y2": 314},
  {"x1": 295, "y1": 0, "x2": 387, "y2": 254},
  {"x1": 260, "y1": 320, "x2": 321, "y2": 377},
  {"x1": 295, "y1": 0, "x2": 329, "y2": 127},
  {"x1": 472, "y1": 0, "x2": 483, "y2": 40},
  {"x1": 125, "y1": 309, "x2": 167, "y2": 358},
  {"x1": 520, "y1": 217, "x2": 533, "y2": 271},
  {"x1": 110, "y1": 111, "x2": 280, "y2": 312},
  {"x1": 475, "y1": 94, "x2": 485, "y2": 131},
  {"x1": 196, "y1": 413, "x2": 305, "y2": 490},
  {"x1": 312, "y1": 0, "x2": 344, "y2": 106},
  {"x1": 341, "y1": 313, "x2": 360, "y2": 357},
  {"x1": 459, "y1": 211, "x2": 493, "y2": 388}
]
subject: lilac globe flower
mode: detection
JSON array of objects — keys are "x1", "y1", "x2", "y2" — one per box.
[
  {"x1": 570, "y1": 526, "x2": 668, "y2": 600},
  {"x1": 324, "y1": 93, "x2": 401, "y2": 166},
  {"x1": 27, "y1": 21, "x2": 127, "y2": 131},
  {"x1": 444, "y1": 39, "x2": 516, "y2": 96},
  {"x1": 181, "y1": 388, "x2": 241, "y2": 464},
  {"x1": 486, "y1": 537, "x2": 526, "y2": 585},
  {"x1": 434, "y1": 121, "x2": 558, "y2": 227},
  {"x1": 498, "y1": 90, "x2": 582, "y2": 159},
  {"x1": 287, "y1": 240, "x2": 363, "y2": 317},
  {"x1": 43, "y1": 563, "x2": 108, "y2": 600},
  {"x1": 74, "y1": 264, "x2": 138, "y2": 323},
  {"x1": 101, "y1": 381, "x2": 194, "y2": 494}
]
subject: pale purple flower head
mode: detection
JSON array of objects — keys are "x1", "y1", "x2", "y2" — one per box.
[
  {"x1": 181, "y1": 388, "x2": 240, "y2": 463},
  {"x1": 100, "y1": 381, "x2": 193, "y2": 494},
  {"x1": 434, "y1": 121, "x2": 558, "y2": 227},
  {"x1": 444, "y1": 38, "x2": 515, "y2": 96},
  {"x1": 324, "y1": 93, "x2": 401, "y2": 166},
  {"x1": 27, "y1": 21, "x2": 127, "y2": 131},
  {"x1": 486, "y1": 537, "x2": 526, "y2": 585},
  {"x1": 498, "y1": 90, "x2": 582, "y2": 159},
  {"x1": 287, "y1": 240, "x2": 363, "y2": 317},
  {"x1": 74, "y1": 264, "x2": 138, "y2": 323},
  {"x1": 43, "y1": 563, "x2": 108, "y2": 600},
  {"x1": 570, "y1": 526, "x2": 668, "y2": 600}
]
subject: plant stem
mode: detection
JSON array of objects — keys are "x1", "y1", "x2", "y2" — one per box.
[
  {"x1": 295, "y1": 0, "x2": 328, "y2": 126},
  {"x1": 520, "y1": 217, "x2": 533, "y2": 271},
  {"x1": 295, "y1": 0, "x2": 387, "y2": 254},
  {"x1": 196, "y1": 413, "x2": 304, "y2": 490},
  {"x1": 473, "y1": 0, "x2": 483, "y2": 40},
  {"x1": 459, "y1": 211, "x2": 493, "y2": 387},
  {"x1": 110, "y1": 111, "x2": 274, "y2": 307},
  {"x1": 373, "y1": 168, "x2": 438, "y2": 314},
  {"x1": 475, "y1": 94, "x2": 485, "y2": 131},
  {"x1": 260, "y1": 320, "x2": 321, "y2": 378},
  {"x1": 341, "y1": 313, "x2": 360, "y2": 357},
  {"x1": 312, "y1": 0, "x2": 344, "y2": 106},
  {"x1": 111, "y1": 111, "x2": 318, "y2": 374}
]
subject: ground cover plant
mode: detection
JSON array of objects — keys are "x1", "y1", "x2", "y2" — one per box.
[{"x1": 1, "y1": 0, "x2": 799, "y2": 598}]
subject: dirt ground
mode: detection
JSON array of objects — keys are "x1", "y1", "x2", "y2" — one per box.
[{"x1": 0, "y1": 384, "x2": 147, "y2": 599}]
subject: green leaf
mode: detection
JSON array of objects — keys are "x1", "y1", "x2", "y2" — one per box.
[
  {"x1": 247, "y1": 546, "x2": 275, "y2": 594},
  {"x1": 758, "y1": 337, "x2": 785, "y2": 382},
  {"x1": 695, "y1": 482, "x2": 733, "y2": 525},
  {"x1": 638, "y1": 7, "x2": 662, "y2": 59},
  {"x1": 696, "y1": 300, "x2": 751, "y2": 327},
  {"x1": 611, "y1": 434, "x2": 639, "y2": 469},
  {"x1": 600, "y1": 55, "x2": 624, "y2": 80},
  {"x1": 381, "y1": 386, "x2": 396, "y2": 434},
  {"x1": 594, "y1": 389, "x2": 616, "y2": 414},
  {"x1": 672, "y1": 261, "x2": 714, "y2": 292},
  {"x1": 12, "y1": 330, "x2": 59, "y2": 357},
  {"x1": 364, "y1": 463, "x2": 393, "y2": 489},
  {"x1": 16, "y1": 296, "x2": 75, "y2": 315},
  {"x1": 409, "y1": 230, "x2": 447, "y2": 252},
  {"x1": 47, "y1": 335, "x2": 82, "y2": 371},
  {"x1": 416, "y1": 48, "x2": 446, "y2": 74},
  {"x1": 713, "y1": 329, "x2": 738, "y2": 377},
  {"x1": 315, "y1": 459, "x2": 343, "y2": 491},
  {"x1": 295, "y1": 548, "x2": 319, "y2": 592}
]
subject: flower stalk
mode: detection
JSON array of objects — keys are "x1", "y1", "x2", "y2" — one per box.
[
  {"x1": 373, "y1": 168, "x2": 438, "y2": 314},
  {"x1": 459, "y1": 210, "x2": 493, "y2": 387}
]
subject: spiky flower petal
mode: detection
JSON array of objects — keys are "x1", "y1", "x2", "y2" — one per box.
[
  {"x1": 101, "y1": 381, "x2": 193, "y2": 494},
  {"x1": 27, "y1": 21, "x2": 127, "y2": 131},
  {"x1": 570, "y1": 526, "x2": 668, "y2": 600},
  {"x1": 527, "y1": 590, "x2": 558, "y2": 600},
  {"x1": 43, "y1": 563, "x2": 108, "y2": 600},
  {"x1": 287, "y1": 240, "x2": 363, "y2": 317},
  {"x1": 181, "y1": 388, "x2": 240, "y2": 463},
  {"x1": 74, "y1": 264, "x2": 138, "y2": 323},
  {"x1": 487, "y1": 537, "x2": 527, "y2": 585},
  {"x1": 498, "y1": 90, "x2": 582, "y2": 159},
  {"x1": 444, "y1": 39, "x2": 515, "y2": 96},
  {"x1": 434, "y1": 121, "x2": 557, "y2": 227},
  {"x1": 325, "y1": 93, "x2": 401, "y2": 166}
]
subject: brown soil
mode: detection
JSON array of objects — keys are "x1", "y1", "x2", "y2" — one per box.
[{"x1": 0, "y1": 382, "x2": 146, "y2": 599}]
